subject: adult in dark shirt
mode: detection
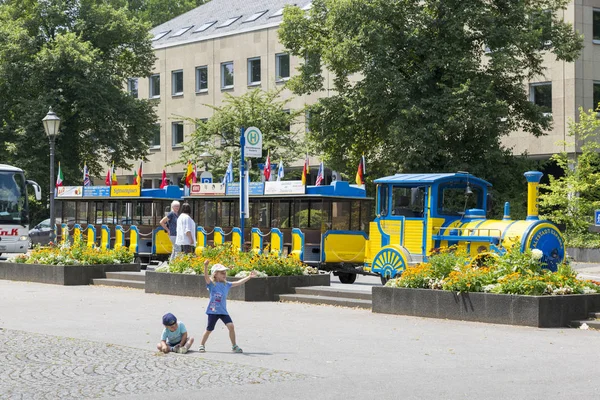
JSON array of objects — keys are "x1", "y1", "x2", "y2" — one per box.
[{"x1": 160, "y1": 200, "x2": 180, "y2": 261}]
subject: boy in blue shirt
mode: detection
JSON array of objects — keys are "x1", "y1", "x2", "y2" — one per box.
[
  {"x1": 157, "y1": 313, "x2": 194, "y2": 354},
  {"x1": 199, "y1": 260, "x2": 256, "y2": 353}
]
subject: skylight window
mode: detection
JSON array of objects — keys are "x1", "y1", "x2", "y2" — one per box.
[
  {"x1": 193, "y1": 21, "x2": 217, "y2": 33},
  {"x1": 243, "y1": 10, "x2": 267, "y2": 23},
  {"x1": 270, "y1": 8, "x2": 284, "y2": 18},
  {"x1": 217, "y1": 16, "x2": 241, "y2": 28},
  {"x1": 302, "y1": 3, "x2": 312, "y2": 10},
  {"x1": 172, "y1": 26, "x2": 193, "y2": 37},
  {"x1": 152, "y1": 31, "x2": 170, "y2": 41}
]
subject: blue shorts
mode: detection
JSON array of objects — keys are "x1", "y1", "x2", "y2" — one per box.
[{"x1": 206, "y1": 314, "x2": 232, "y2": 331}]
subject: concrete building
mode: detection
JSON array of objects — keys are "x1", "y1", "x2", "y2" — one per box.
[{"x1": 120, "y1": 0, "x2": 600, "y2": 186}]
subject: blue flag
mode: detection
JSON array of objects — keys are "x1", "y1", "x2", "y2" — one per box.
[{"x1": 222, "y1": 156, "x2": 234, "y2": 184}]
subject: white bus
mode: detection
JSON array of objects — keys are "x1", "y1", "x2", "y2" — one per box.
[{"x1": 0, "y1": 164, "x2": 41, "y2": 255}]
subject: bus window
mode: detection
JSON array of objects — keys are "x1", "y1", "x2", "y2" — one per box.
[
  {"x1": 437, "y1": 183, "x2": 481, "y2": 216},
  {"x1": 256, "y1": 201, "x2": 271, "y2": 228},
  {"x1": 378, "y1": 185, "x2": 388, "y2": 216},
  {"x1": 87, "y1": 202, "x2": 96, "y2": 224},
  {"x1": 332, "y1": 201, "x2": 350, "y2": 230},
  {"x1": 391, "y1": 186, "x2": 424, "y2": 218},
  {"x1": 119, "y1": 201, "x2": 133, "y2": 225},
  {"x1": 309, "y1": 201, "x2": 324, "y2": 231},
  {"x1": 105, "y1": 202, "x2": 117, "y2": 224},
  {"x1": 63, "y1": 201, "x2": 76, "y2": 224},
  {"x1": 76, "y1": 201, "x2": 88, "y2": 224},
  {"x1": 275, "y1": 200, "x2": 291, "y2": 228},
  {"x1": 351, "y1": 201, "x2": 361, "y2": 231},
  {"x1": 139, "y1": 202, "x2": 153, "y2": 225},
  {"x1": 204, "y1": 200, "x2": 217, "y2": 227},
  {"x1": 94, "y1": 201, "x2": 103, "y2": 224},
  {"x1": 295, "y1": 201, "x2": 309, "y2": 229}
]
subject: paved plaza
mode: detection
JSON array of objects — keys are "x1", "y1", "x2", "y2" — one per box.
[{"x1": 0, "y1": 271, "x2": 599, "y2": 400}]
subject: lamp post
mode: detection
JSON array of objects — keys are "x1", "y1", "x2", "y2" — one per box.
[
  {"x1": 199, "y1": 151, "x2": 213, "y2": 171},
  {"x1": 42, "y1": 107, "x2": 61, "y2": 242}
]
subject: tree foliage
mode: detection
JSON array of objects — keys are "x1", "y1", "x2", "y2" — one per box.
[
  {"x1": 279, "y1": 0, "x2": 582, "y2": 216},
  {"x1": 178, "y1": 88, "x2": 304, "y2": 181},
  {"x1": 0, "y1": 0, "x2": 157, "y2": 196},
  {"x1": 539, "y1": 108, "x2": 600, "y2": 244}
]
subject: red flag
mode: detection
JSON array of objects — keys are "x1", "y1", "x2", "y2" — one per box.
[
  {"x1": 192, "y1": 164, "x2": 197, "y2": 184},
  {"x1": 105, "y1": 168, "x2": 111, "y2": 186},
  {"x1": 159, "y1": 170, "x2": 167, "y2": 189},
  {"x1": 263, "y1": 151, "x2": 271, "y2": 181},
  {"x1": 301, "y1": 154, "x2": 309, "y2": 185}
]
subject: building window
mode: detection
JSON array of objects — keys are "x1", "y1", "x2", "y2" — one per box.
[
  {"x1": 276, "y1": 53, "x2": 290, "y2": 81},
  {"x1": 193, "y1": 21, "x2": 216, "y2": 33},
  {"x1": 594, "y1": 10, "x2": 600, "y2": 42},
  {"x1": 221, "y1": 62, "x2": 234, "y2": 89},
  {"x1": 172, "y1": 122, "x2": 184, "y2": 147},
  {"x1": 172, "y1": 26, "x2": 193, "y2": 37},
  {"x1": 151, "y1": 124, "x2": 160, "y2": 148},
  {"x1": 248, "y1": 57, "x2": 261, "y2": 85},
  {"x1": 172, "y1": 70, "x2": 183, "y2": 96},
  {"x1": 594, "y1": 82, "x2": 600, "y2": 111},
  {"x1": 195, "y1": 66, "x2": 208, "y2": 92},
  {"x1": 127, "y1": 78, "x2": 138, "y2": 98},
  {"x1": 530, "y1": 82, "x2": 552, "y2": 115},
  {"x1": 149, "y1": 74, "x2": 160, "y2": 98}
]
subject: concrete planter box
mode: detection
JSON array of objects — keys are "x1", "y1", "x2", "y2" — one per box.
[
  {"x1": 0, "y1": 262, "x2": 140, "y2": 286},
  {"x1": 145, "y1": 271, "x2": 330, "y2": 301},
  {"x1": 567, "y1": 247, "x2": 600, "y2": 263},
  {"x1": 372, "y1": 287, "x2": 600, "y2": 328}
]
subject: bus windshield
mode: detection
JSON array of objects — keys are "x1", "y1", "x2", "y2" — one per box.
[{"x1": 0, "y1": 171, "x2": 27, "y2": 225}]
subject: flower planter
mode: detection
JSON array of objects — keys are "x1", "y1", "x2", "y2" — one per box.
[
  {"x1": 567, "y1": 247, "x2": 600, "y2": 263},
  {"x1": 372, "y1": 287, "x2": 600, "y2": 327},
  {"x1": 0, "y1": 262, "x2": 140, "y2": 286},
  {"x1": 145, "y1": 271, "x2": 330, "y2": 301}
]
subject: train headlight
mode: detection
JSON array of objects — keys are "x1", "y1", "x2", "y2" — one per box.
[{"x1": 19, "y1": 235, "x2": 29, "y2": 241}]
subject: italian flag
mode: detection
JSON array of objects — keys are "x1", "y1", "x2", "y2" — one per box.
[{"x1": 56, "y1": 162, "x2": 64, "y2": 188}]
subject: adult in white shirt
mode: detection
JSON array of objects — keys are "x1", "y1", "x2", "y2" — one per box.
[{"x1": 176, "y1": 203, "x2": 196, "y2": 254}]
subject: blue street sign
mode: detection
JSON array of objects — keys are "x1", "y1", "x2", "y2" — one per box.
[
  {"x1": 201, "y1": 177, "x2": 212, "y2": 183},
  {"x1": 595, "y1": 210, "x2": 600, "y2": 226}
]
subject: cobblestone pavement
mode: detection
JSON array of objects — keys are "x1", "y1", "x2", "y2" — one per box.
[{"x1": 0, "y1": 328, "x2": 311, "y2": 399}]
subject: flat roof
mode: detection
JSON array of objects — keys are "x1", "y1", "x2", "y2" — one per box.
[{"x1": 375, "y1": 173, "x2": 492, "y2": 187}]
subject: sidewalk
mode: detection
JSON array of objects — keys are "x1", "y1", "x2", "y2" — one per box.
[
  {"x1": 571, "y1": 262, "x2": 600, "y2": 281},
  {"x1": 0, "y1": 280, "x2": 599, "y2": 400}
]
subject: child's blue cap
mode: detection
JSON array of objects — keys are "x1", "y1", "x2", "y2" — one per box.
[{"x1": 162, "y1": 313, "x2": 177, "y2": 326}]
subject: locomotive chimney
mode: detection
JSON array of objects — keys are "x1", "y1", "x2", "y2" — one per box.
[{"x1": 524, "y1": 171, "x2": 543, "y2": 221}]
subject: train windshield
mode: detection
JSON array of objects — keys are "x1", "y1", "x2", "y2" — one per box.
[{"x1": 0, "y1": 171, "x2": 27, "y2": 225}]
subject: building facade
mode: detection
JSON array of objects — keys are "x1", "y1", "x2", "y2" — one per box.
[{"x1": 119, "y1": 0, "x2": 600, "y2": 186}]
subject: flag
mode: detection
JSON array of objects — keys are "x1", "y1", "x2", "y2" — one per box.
[
  {"x1": 111, "y1": 161, "x2": 118, "y2": 185},
  {"x1": 133, "y1": 161, "x2": 143, "y2": 186},
  {"x1": 55, "y1": 162, "x2": 64, "y2": 188},
  {"x1": 83, "y1": 163, "x2": 91, "y2": 186},
  {"x1": 315, "y1": 161, "x2": 324, "y2": 186},
  {"x1": 105, "y1": 168, "x2": 111, "y2": 186},
  {"x1": 301, "y1": 154, "x2": 309, "y2": 185},
  {"x1": 263, "y1": 151, "x2": 271, "y2": 181},
  {"x1": 192, "y1": 164, "x2": 197, "y2": 184},
  {"x1": 222, "y1": 156, "x2": 234, "y2": 184},
  {"x1": 159, "y1": 170, "x2": 168, "y2": 189},
  {"x1": 185, "y1": 160, "x2": 194, "y2": 187},
  {"x1": 277, "y1": 159, "x2": 284, "y2": 181},
  {"x1": 355, "y1": 154, "x2": 365, "y2": 185}
]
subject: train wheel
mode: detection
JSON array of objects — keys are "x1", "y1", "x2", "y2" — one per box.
[
  {"x1": 338, "y1": 272, "x2": 357, "y2": 284},
  {"x1": 372, "y1": 246, "x2": 407, "y2": 285}
]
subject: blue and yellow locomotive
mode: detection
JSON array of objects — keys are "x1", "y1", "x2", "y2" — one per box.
[{"x1": 358, "y1": 171, "x2": 565, "y2": 283}]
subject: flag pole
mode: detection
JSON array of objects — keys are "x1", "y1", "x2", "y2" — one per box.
[{"x1": 240, "y1": 126, "x2": 246, "y2": 250}]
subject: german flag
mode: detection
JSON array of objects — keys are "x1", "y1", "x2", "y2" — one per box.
[
  {"x1": 301, "y1": 154, "x2": 309, "y2": 185},
  {"x1": 355, "y1": 155, "x2": 365, "y2": 185}
]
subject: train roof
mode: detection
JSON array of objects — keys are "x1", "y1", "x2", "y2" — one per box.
[
  {"x1": 0, "y1": 164, "x2": 24, "y2": 172},
  {"x1": 375, "y1": 172, "x2": 492, "y2": 187}
]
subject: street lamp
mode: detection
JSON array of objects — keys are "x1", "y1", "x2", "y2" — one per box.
[
  {"x1": 199, "y1": 151, "x2": 213, "y2": 170},
  {"x1": 42, "y1": 107, "x2": 61, "y2": 242}
]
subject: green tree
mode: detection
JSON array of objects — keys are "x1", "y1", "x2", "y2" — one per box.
[
  {"x1": 177, "y1": 88, "x2": 304, "y2": 181},
  {"x1": 279, "y1": 0, "x2": 582, "y2": 213},
  {"x1": 124, "y1": 0, "x2": 208, "y2": 28},
  {"x1": 539, "y1": 108, "x2": 600, "y2": 246},
  {"x1": 0, "y1": 0, "x2": 157, "y2": 201}
]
